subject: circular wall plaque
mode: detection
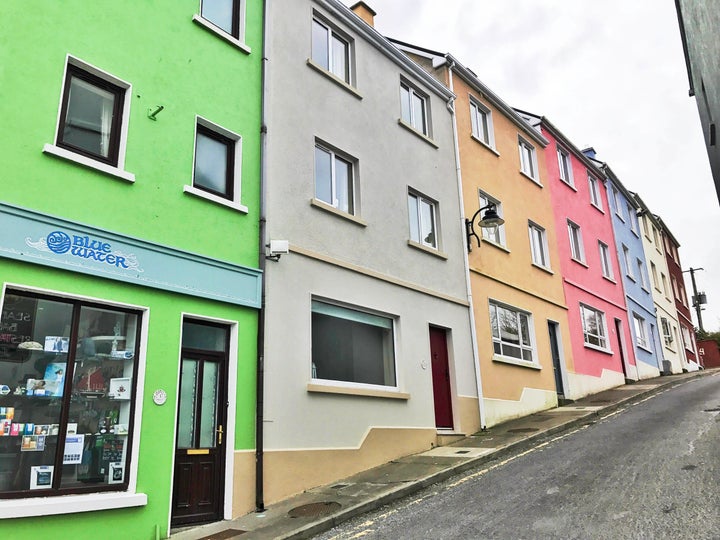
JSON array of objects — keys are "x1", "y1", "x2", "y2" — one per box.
[{"x1": 152, "y1": 389, "x2": 167, "y2": 405}]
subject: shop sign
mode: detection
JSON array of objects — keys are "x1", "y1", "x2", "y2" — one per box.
[{"x1": 27, "y1": 230, "x2": 142, "y2": 271}]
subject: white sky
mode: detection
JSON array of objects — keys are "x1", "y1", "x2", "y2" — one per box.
[{"x1": 345, "y1": 0, "x2": 720, "y2": 332}]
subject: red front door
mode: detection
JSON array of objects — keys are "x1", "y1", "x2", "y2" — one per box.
[{"x1": 429, "y1": 327, "x2": 453, "y2": 429}]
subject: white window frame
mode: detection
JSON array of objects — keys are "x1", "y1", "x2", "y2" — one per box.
[
  {"x1": 478, "y1": 191, "x2": 506, "y2": 248},
  {"x1": 612, "y1": 187, "x2": 624, "y2": 221},
  {"x1": 43, "y1": 56, "x2": 134, "y2": 183},
  {"x1": 400, "y1": 80, "x2": 429, "y2": 136},
  {"x1": 599, "y1": 241, "x2": 613, "y2": 279},
  {"x1": 651, "y1": 262, "x2": 660, "y2": 291},
  {"x1": 580, "y1": 303, "x2": 609, "y2": 351},
  {"x1": 633, "y1": 313, "x2": 650, "y2": 350},
  {"x1": 311, "y1": 16, "x2": 352, "y2": 84},
  {"x1": 470, "y1": 99, "x2": 495, "y2": 149},
  {"x1": 557, "y1": 146, "x2": 574, "y2": 187},
  {"x1": 489, "y1": 300, "x2": 538, "y2": 366},
  {"x1": 313, "y1": 141, "x2": 356, "y2": 215},
  {"x1": 567, "y1": 220, "x2": 585, "y2": 263},
  {"x1": 528, "y1": 221, "x2": 550, "y2": 269},
  {"x1": 588, "y1": 174, "x2": 603, "y2": 210},
  {"x1": 661, "y1": 273, "x2": 670, "y2": 299},
  {"x1": 518, "y1": 136, "x2": 539, "y2": 181},
  {"x1": 622, "y1": 245, "x2": 634, "y2": 280},
  {"x1": 408, "y1": 190, "x2": 439, "y2": 249},
  {"x1": 661, "y1": 317, "x2": 675, "y2": 349},
  {"x1": 193, "y1": 0, "x2": 250, "y2": 53},
  {"x1": 637, "y1": 259, "x2": 649, "y2": 290},
  {"x1": 681, "y1": 325, "x2": 695, "y2": 353},
  {"x1": 310, "y1": 299, "x2": 398, "y2": 390},
  {"x1": 627, "y1": 203, "x2": 639, "y2": 235},
  {"x1": 184, "y1": 116, "x2": 246, "y2": 213}
]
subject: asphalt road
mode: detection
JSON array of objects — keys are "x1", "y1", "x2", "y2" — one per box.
[{"x1": 315, "y1": 373, "x2": 720, "y2": 540}]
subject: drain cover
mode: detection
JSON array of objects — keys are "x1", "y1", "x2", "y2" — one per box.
[
  {"x1": 703, "y1": 408, "x2": 720, "y2": 412},
  {"x1": 288, "y1": 501, "x2": 341, "y2": 518},
  {"x1": 507, "y1": 428, "x2": 539, "y2": 433},
  {"x1": 197, "y1": 529, "x2": 246, "y2": 540}
]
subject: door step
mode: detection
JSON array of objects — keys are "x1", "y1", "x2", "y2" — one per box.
[{"x1": 436, "y1": 432, "x2": 466, "y2": 447}]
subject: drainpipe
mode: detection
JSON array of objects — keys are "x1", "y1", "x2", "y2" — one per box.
[
  {"x1": 446, "y1": 59, "x2": 487, "y2": 430},
  {"x1": 255, "y1": 0, "x2": 270, "y2": 513}
]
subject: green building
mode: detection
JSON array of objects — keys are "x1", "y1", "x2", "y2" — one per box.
[{"x1": 0, "y1": 1, "x2": 263, "y2": 537}]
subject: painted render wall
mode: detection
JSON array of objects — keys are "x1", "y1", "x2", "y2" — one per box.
[
  {"x1": 261, "y1": 0, "x2": 477, "y2": 504},
  {"x1": 541, "y1": 127, "x2": 636, "y2": 397},
  {"x1": 605, "y1": 174, "x2": 663, "y2": 379}
]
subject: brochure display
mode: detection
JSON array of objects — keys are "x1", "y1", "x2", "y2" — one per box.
[{"x1": 0, "y1": 292, "x2": 139, "y2": 495}]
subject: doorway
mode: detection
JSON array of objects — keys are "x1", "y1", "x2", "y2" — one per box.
[
  {"x1": 429, "y1": 326, "x2": 453, "y2": 429},
  {"x1": 547, "y1": 321, "x2": 565, "y2": 399},
  {"x1": 614, "y1": 318, "x2": 629, "y2": 379},
  {"x1": 171, "y1": 321, "x2": 229, "y2": 527}
]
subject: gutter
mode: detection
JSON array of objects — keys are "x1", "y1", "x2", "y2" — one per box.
[
  {"x1": 255, "y1": 0, "x2": 270, "y2": 513},
  {"x1": 446, "y1": 59, "x2": 486, "y2": 430}
]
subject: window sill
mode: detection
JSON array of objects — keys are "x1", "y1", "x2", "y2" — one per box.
[
  {"x1": 492, "y1": 355, "x2": 541, "y2": 370},
  {"x1": 519, "y1": 170, "x2": 542, "y2": 187},
  {"x1": 183, "y1": 185, "x2": 248, "y2": 213},
  {"x1": 470, "y1": 134, "x2": 499, "y2": 156},
  {"x1": 480, "y1": 238, "x2": 510, "y2": 253},
  {"x1": 43, "y1": 144, "x2": 135, "y2": 183},
  {"x1": 531, "y1": 262, "x2": 554, "y2": 275},
  {"x1": 591, "y1": 203, "x2": 605, "y2": 214},
  {"x1": 631, "y1": 230, "x2": 640, "y2": 238},
  {"x1": 571, "y1": 257, "x2": 589, "y2": 268},
  {"x1": 615, "y1": 212, "x2": 625, "y2": 223},
  {"x1": 560, "y1": 179, "x2": 577, "y2": 191},
  {"x1": 192, "y1": 15, "x2": 251, "y2": 54},
  {"x1": 602, "y1": 275, "x2": 616, "y2": 284},
  {"x1": 637, "y1": 343, "x2": 654, "y2": 353},
  {"x1": 307, "y1": 382, "x2": 409, "y2": 400},
  {"x1": 641, "y1": 286, "x2": 650, "y2": 293},
  {"x1": 407, "y1": 240, "x2": 447, "y2": 259},
  {"x1": 583, "y1": 343, "x2": 613, "y2": 355},
  {"x1": 310, "y1": 198, "x2": 367, "y2": 226},
  {"x1": 626, "y1": 274, "x2": 636, "y2": 283},
  {"x1": 0, "y1": 491, "x2": 147, "y2": 519},
  {"x1": 397, "y1": 119, "x2": 438, "y2": 148},
  {"x1": 306, "y1": 59, "x2": 362, "y2": 100}
]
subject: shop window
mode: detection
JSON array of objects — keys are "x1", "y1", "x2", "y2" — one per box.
[
  {"x1": 311, "y1": 300, "x2": 396, "y2": 388},
  {"x1": 0, "y1": 290, "x2": 140, "y2": 498}
]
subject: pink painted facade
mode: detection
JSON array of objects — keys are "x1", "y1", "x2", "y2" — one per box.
[{"x1": 520, "y1": 113, "x2": 637, "y2": 395}]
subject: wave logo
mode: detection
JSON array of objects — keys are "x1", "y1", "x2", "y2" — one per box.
[{"x1": 46, "y1": 231, "x2": 72, "y2": 254}]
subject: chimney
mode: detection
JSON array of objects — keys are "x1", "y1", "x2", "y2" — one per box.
[{"x1": 350, "y1": 1, "x2": 376, "y2": 27}]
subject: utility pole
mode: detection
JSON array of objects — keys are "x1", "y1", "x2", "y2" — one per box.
[{"x1": 683, "y1": 267, "x2": 706, "y2": 332}]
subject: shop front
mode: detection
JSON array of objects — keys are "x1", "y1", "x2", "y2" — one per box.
[{"x1": 0, "y1": 203, "x2": 261, "y2": 539}]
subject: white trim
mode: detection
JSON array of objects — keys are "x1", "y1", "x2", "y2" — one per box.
[
  {"x1": 0, "y1": 492, "x2": 147, "y2": 519},
  {"x1": 492, "y1": 354, "x2": 542, "y2": 370},
  {"x1": 192, "y1": 0, "x2": 250, "y2": 54},
  {"x1": 183, "y1": 185, "x2": 248, "y2": 213},
  {"x1": 469, "y1": 97, "x2": 495, "y2": 150},
  {"x1": 43, "y1": 144, "x2": 136, "y2": 183}
]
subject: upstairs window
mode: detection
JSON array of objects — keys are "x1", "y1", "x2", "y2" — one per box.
[
  {"x1": 588, "y1": 174, "x2": 603, "y2": 210},
  {"x1": 611, "y1": 187, "x2": 624, "y2": 220},
  {"x1": 311, "y1": 18, "x2": 350, "y2": 83},
  {"x1": 557, "y1": 147, "x2": 574, "y2": 186},
  {"x1": 622, "y1": 245, "x2": 634, "y2": 280},
  {"x1": 580, "y1": 304, "x2": 608, "y2": 350},
  {"x1": 627, "y1": 203, "x2": 639, "y2": 234},
  {"x1": 56, "y1": 64, "x2": 126, "y2": 167},
  {"x1": 599, "y1": 241, "x2": 613, "y2": 279},
  {"x1": 637, "y1": 259, "x2": 649, "y2": 290},
  {"x1": 470, "y1": 100, "x2": 494, "y2": 148},
  {"x1": 314, "y1": 143, "x2": 354, "y2": 215},
  {"x1": 528, "y1": 222, "x2": 550, "y2": 269},
  {"x1": 661, "y1": 317, "x2": 674, "y2": 348},
  {"x1": 518, "y1": 137, "x2": 538, "y2": 181},
  {"x1": 478, "y1": 191, "x2": 506, "y2": 247},
  {"x1": 400, "y1": 82, "x2": 428, "y2": 136},
  {"x1": 200, "y1": 0, "x2": 243, "y2": 39},
  {"x1": 567, "y1": 220, "x2": 585, "y2": 263},
  {"x1": 489, "y1": 301, "x2": 536, "y2": 363},
  {"x1": 633, "y1": 313, "x2": 649, "y2": 349},
  {"x1": 193, "y1": 122, "x2": 236, "y2": 200},
  {"x1": 408, "y1": 191, "x2": 438, "y2": 249}
]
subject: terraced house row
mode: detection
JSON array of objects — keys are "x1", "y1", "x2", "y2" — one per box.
[{"x1": 0, "y1": 1, "x2": 700, "y2": 538}]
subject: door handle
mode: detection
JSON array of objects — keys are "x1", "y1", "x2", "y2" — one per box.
[{"x1": 216, "y1": 425, "x2": 223, "y2": 446}]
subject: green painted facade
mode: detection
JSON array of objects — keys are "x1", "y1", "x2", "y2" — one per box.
[{"x1": 0, "y1": 1, "x2": 264, "y2": 538}]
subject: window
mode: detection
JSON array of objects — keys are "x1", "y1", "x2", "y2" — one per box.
[
  {"x1": 637, "y1": 259, "x2": 649, "y2": 289},
  {"x1": 0, "y1": 290, "x2": 141, "y2": 498},
  {"x1": 489, "y1": 302, "x2": 535, "y2": 362},
  {"x1": 633, "y1": 313, "x2": 649, "y2": 349},
  {"x1": 599, "y1": 241, "x2": 613, "y2": 279},
  {"x1": 651, "y1": 262, "x2": 659, "y2": 290},
  {"x1": 681, "y1": 325, "x2": 695, "y2": 353},
  {"x1": 679, "y1": 283, "x2": 688, "y2": 306},
  {"x1": 55, "y1": 63, "x2": 127, "y2": 167},
  {"x1": 671, "y1": 275, "x2": 679, "y2": 299},
  {"x1": 200, "y1": 0, "x2": 243, "y2": 39},
  {"x1": 478, "y1": 191, "x2": 506, "y2": 247},
  {"x1": 312, "y1": 18, "x2": 350, "y2": 82},
  {"x1": 580, "y1": 304, "x2": 609, "y2": 350},
  {"x1": 652, "y1": 225, "x2": 660, "y2": 247},
  {"x1": 408, "y1": 191, "x2": 438, "y2": 249},
  {"x1": 641, "y1": 214, "x2": 649, "y2": 237},
  {"x1": 470, "y1": 100, "x2": 494, "y2": 148},
  {"x1": 661, "y1": 273, "x2": 669, "y2": 298},
  {"x1": 557, "y1": 147, "x2": 574, "y2": 186},
  {"x1": 612, "y1": 187, "x2": 624, "y2": 220},
  {"x1": 314, "y1": 143, "x2": 354, "y2": 214},
  {"x1": 311, "y1": 300, "x2": 396, "y2": 387},
  {"x1": 588, "y1": 174, "x2": 603, "y2": 210},
  {"x1": 190, "y1": 119, "x2": 242, "y2": 206},
  {"x1": 518, "y1": 137, "x2": 538, "y2": 180},
  {"x1": 567, "y1": 220, "x2": 585, "y2": 263},
  {"x1": 528, "y1": 222, "x2": 550, "y2": 269},
  {"x1": 627, "y1": 204, "x2": 639, "y2": 234},
  {"x1": 622, "y1": 245, "x2": 634, "y2": 280},
  {"x1": 661, "y1": 317, "x2": 674, "y2": 348},
  {"x1": 400, "y1": 81, "x2": 428, "y2": 136}
]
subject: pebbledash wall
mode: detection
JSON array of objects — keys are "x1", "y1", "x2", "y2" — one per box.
[{"x1": 0, "y1": 1, "x2": 262, "y2": 538}]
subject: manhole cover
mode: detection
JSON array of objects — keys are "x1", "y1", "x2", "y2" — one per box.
[
  {"x1": 507, "y1": 428, "x2": 539, "y2": 433},
  {"x1": 288, "y1": 501, "x2": 341, "y2": 518},
  {"x1": 197, "y1": 529, "x2": 246, "y2": 540}
]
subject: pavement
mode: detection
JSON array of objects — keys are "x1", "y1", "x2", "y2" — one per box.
[{"x1": 170, "y1": 369, "x2": 717, "y2": 540}]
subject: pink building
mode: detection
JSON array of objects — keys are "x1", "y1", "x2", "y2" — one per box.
[{"x1": 518, "y1": 112, "x2": 637, "y2": 397}]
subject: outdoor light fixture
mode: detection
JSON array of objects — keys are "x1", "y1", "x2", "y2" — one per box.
[{"x1": 465, "y1": 203, "x2": 505, "y2": 251}]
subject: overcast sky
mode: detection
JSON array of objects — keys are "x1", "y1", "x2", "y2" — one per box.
[{"x1": 345, "y1": 0, "x2": 720, "y2": 332}]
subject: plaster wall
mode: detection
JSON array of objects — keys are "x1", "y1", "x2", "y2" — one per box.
[{"x1": 664, "y1": 235, "x2": 698, "y2": 363}]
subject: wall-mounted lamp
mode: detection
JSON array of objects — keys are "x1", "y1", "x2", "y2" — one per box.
[
  {"x1": 147, "y1": 105, "x2": 164, "y2": 121},
  {"x1": 466, "y1": 204, "x2": 504, "y2": 251},
  {"x1": 266, "y1": 239, "x2": 289, "y2": 262}
]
